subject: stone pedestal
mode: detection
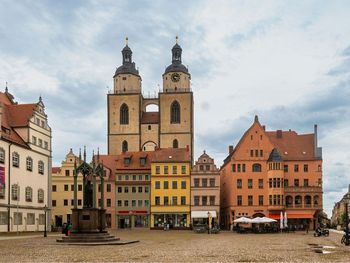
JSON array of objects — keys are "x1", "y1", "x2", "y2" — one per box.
[{"x1": 71, "y1": 208, "x2": 106, "y2": 233}]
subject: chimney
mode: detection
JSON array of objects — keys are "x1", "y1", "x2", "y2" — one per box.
[
  {"x1": 229, "y1": 145, "x2": 234, "y2": 154},
  {"x1": 276, "y1": 130, "x2": 282, "y2": 138},
  {"x1": 186, "y1": 145, "x2": 189, "y2": 151},
  {"x1": 262, "y1": 125, "x2": 266, "y2": 131}
]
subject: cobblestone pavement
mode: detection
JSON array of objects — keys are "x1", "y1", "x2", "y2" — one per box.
[{"x1": 0, "y1": 229, "x2": 349, "y2": 262}]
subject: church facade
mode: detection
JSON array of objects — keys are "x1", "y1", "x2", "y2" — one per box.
[{"x1": 107, "y1": 38, "x2": 194, "y2": 162}]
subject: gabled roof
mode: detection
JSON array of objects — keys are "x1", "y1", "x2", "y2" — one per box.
[
  {"x1": 7, "y1": 104, "x2": 36, "y2": 127},
  {"x1": 116, "y1": 151, "x2": 154, "y2": 170},
  {"x1": 152, "y1": 148, "x2": 190, "y2": 163}
]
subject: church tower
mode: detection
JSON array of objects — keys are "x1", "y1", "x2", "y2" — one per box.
[
  {"x1": 159, "y1": 37, "x2": 194, "y2": 162},
  {"x1": 108, "y1": 38, "x2": 142, "y2": 155}
]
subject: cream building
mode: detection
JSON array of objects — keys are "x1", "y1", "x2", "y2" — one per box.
[
  {"x1": 0, "y1": 89, "x2": 52, "y2": 232},
  {"x1": 108, "y1": 37, "x2": 194, "y2": 163},
  {"x1": 51, "y1": 149, "x2": 83, "y2": 227}
]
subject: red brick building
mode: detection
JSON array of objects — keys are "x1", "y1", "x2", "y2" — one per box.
[{"x1": 220, "y1": 116, "x2": 323, "y2": 230}]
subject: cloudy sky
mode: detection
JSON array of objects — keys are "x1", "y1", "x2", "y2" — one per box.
[{"x1": 1, "y1": 0, "x2": 350, "y2": 216}]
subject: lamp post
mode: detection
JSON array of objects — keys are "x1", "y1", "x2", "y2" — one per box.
[
  {"x1": 44, "y1": 205, "x2": 47, "y2": 238},
  {"x1": 207, "y1": 212, "x2": 210, "y2": 234}
]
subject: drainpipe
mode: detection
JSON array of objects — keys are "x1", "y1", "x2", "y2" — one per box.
[{"x1": 7, "y1": 143, "x2": 12, "y2": 232}]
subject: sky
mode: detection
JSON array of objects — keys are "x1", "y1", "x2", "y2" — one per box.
[{"x1": 1, "y1": 0, "x2": 350, "y2": 217}]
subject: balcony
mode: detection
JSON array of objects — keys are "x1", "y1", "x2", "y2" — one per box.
[{"x1": 284, "y1": 186, "x2": 322, "y2": 194}]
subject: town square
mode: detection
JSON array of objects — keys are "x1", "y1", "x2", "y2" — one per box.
[{"x1": 0, "y1": 0, "x2": 350, "y2": 262}]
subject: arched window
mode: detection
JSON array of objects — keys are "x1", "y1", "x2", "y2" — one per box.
[
  {"x1": 170, "y1": 101, "x2": 180, "y2": 123},
  {"x1": 252, "y1": 163, "x2": 261, "y2": 172},
  {"x1": 120, "y1": 103, "x2": 129, "y2": 124},
  {"x1": 25, "y1": 186, "x2": 33, "y2": 202},
  {"x1": 0, "y1": 147, "x2": 5, "y2": 164},
  {"x1": 313, "y1": 195, "x2": 319, "y2": 207},
  {"x1": 295, "y1": 195, "x2": 302, "y2": 206},
  {"x1": 122, "y1": 141, "x2": 128, "y2": 152},
  {"x1": 38, "y1": 189, "x2": 44, "y2": 203},
  {"x1": 26, "y1": 157, "x2": 33, "y2": 171},
  {"x1": 173, "y1": 139, "x2": 178, "y2": 148},
  {"x1": 12, "y1": 152, "x2": 20, "y2": 167},
  {"x1": 38, "y1": 161, "x2": 44, "y2": 175},
  {"x1": 304, "y1": 195, "x2": 311, "y2": 207}
]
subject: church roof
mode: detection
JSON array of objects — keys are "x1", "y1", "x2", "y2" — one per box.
[
  {"x1": 114, "y1": 62, "x2": 139, "y2": 77},
  {"x1": 164, "y1": 63, "x2": 189, "y2": 74}
]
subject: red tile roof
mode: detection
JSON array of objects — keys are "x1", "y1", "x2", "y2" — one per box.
[
  {"x1": 52, "y1": 167, "x2": 61, "y2": 174},
  {"x1": 141, "y1": 112, "x2": 159, "y2": 124},
  {"x1": 7, "y1": 104, "x2": 36, "y2": 127},
  {"x1": 152, "y1": 148, "x2": 191, "y2": 163},
  {"x1": 116, "y1": 151, "x2": 154, "y2": 170}
]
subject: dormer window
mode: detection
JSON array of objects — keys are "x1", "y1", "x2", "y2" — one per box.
[
  {"x1": 140, "y1": 157, "x2": 146, "y2": 166},
  {"x1": 124, "y1": 157, "x2": 131, "y2": 166}
]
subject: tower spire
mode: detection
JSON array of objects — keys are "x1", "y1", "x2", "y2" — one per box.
[
  {"x1": 125, "y1": 36, "x2": 128, "y2": 46},
  {"x1": 176, "y1": 35, "x2": 179, "y2": 44}
]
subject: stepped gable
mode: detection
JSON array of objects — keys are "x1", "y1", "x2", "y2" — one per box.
[
  {"x1": 266, "y1": 130, "x2": 315, "y2": 161},
  {"x1": 152, "y1": 147, "x2": 191, "y2": 163},
  {"x1": 141, "y1": 112, "x2": 159, "y2": 124}
]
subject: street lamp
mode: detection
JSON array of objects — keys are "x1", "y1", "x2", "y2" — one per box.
[{"x1": 44, "y1": 205, "x2": 47, "y2": 238}]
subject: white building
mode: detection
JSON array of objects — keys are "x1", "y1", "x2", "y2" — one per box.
[{"x1": 0, "y1": 88, "x2": 52, "y2": 232}]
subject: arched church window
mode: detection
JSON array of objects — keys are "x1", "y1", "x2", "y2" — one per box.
[
  {"x1": 120, "y1": 104, "x2": 129, "y2": 124},
  {"x1": 122, "y1": 141, "x2": 128, "y2": 152},
  {"x1": 170, "y1": 101, "x2": 180, "y2": 124},
  {"x1": 252, "y1": 163, "x2": 262, "y2": 172},
  {"x1": 173, "y1": 139, "x2": 178, "y2": 148}
]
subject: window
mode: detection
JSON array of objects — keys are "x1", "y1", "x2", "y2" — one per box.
[
  {"x1": 124, "y1": 187, "x2": 129, "y2": 193},
  {"x1": 170, "y1": 101, "x2": 180, "y2": 123},
  {"x1": 32, "y1": 136, "x2": 37, "y2": 145},
  {"x1": 52, "y1": 200, "x2": 56, "y2": 207},
  {"x1": 78, "y1": 199, "x2": 82, "y2": 206},
  {"x1": 122, "y1": 141, "x2": 128, "y2": 152},
  {"x1": 14, "y1": 212, "x2": 23, "y2": 225},
  {"x1": 250, "y1": 150, "x2": 254, "y2": 157},
  {"x1": 132, "y1": 187, "x2": 136, "y2": 193},
  {"x1": 117, "y1": 187, "x2": 122, "y2": 193},
  {"x1": 237, "y1": 179, "x2": 242, "y2": 189},
  {"x1": 138, "y1": 175, "x2": 143, "y2": 180},
  {"x1": 12, "y1": 152, "x2": 19, "y2": 167},
  {"x1": 145, "y1": 186, "x2": 149, "y2": 193},
  {"x1": 117, "y1": 200, "x2": 122, "y2": 207},
  {"x1": 303, "y1": 164, "x2": 308, "y2": 172},
  {"x1": 252, "y1": 163, "x2": 261, "y2": 172},
  {"x1": 209, "y1": 178, "x2": 215, "y2": 187},
  {"x1": 248, "y1": 179, "x2": 253, "y2": 189},
  {"x1": 181, "y1": 166, "x2": 186, "y2": 174},
  {"x1": 269, "y1": 178, "x2": 272, "y2": 188},
  {"x1": 260, "y1": 150, "x2": 263, "y2": 157},
  {"x1": 133, "y1": 175, "x2": 137, "y2": 181},
  {"x1": 294, "y1": 164, "x2": 299, "y2": 172},
  {"x1": 118, "y1": 175, "x2": 122, "y2": 181},
  {"x1": 242, "y1": 164, "x2": 246, "y2": 172},
  {"x1": 145, "y1": 174, "x2": 149, "y2": 180},
  {"x1": 0, "y1": 185, "x2": 5, "y2": 199},
  {"x1": 248, "y1": 195, "x2": 253, "y2": 206},
  {"x1": 155, "y1": 181, "x2": 160, "y2": 189},
  {"x1": 164, "y1": 196, "x2": 169, "y2": 205},
  {"x1": 71, "y1": 185, "x2": 74, "y2": 191},
  {"x1": 38, "y1": 139, "x2": 42, "y2": 147},
  {"x1": 258, "y1": 179, "x2": 263, "y2": 189},
  {"x1": 38, "y1": 189, "x2": 44, "y2": 203},
  {"x1": 38, "y1": 161, "x2": 44, "y2": 175},
  {"x1": 304, "y1": 179, "x2": 309, "y2": 187},
  {"x1": 71, "y1": 199, "x2": 74, "y2": 206},
  {"x1": 164, "y1": 181, "x2": 169, "y2": 189},
  {"x1": 106, "y1": 199, "x2": 111, "y2": 207},
  {"x1": 145, "y1": 200, "x2": 149, "y2": 207},
  {"x1": 125, "y1": 175, "x2": 129, "y2": 180},
  {"x1": 26, "y1": 157, "x2": 33, "y2": 171},
  {"x1": 64, "y1": 185, "x2": 68, "y2": 191},
  {"x1": 284, "y1": 179, "x2": 288, "y2": 187},
  {"x1": 237, "y1": 164, "x2": 241, "y2": 172},
  {"x1": 172, "y1": 166, "x2": 177, "y2": 174},
  {"x1": 232, "y1": 164, "x2": 236, "y2": 172},
  {"x1": 44, "y1": 141, "x2": 48, "y2": 149},
  {"x1": 194, "y1": 178, "x2": 199, "y2": 187},
  {"x1": 12, "y1": 184, "x2": 19, "y2": 201},
  {"x1": 173, "y1": 139, "x2": 178, "y2": 148},
  {"x1": 200, "y1": 165, "x2": 204, "y2": 171},
  {"x1": 294, "y1": 179, "x2": 299, "y2": 187},
  {"x1": 194, "y1": 196, "x2": 200, "y2": 206},
  {"x1": 25, "y1": 186, "x2": 33, "y2": 202},
  {"x1": 148, "y1": 125, "x2": 151, "y2": 130},
  {"x1": 138, "y1": 186, "x2": 143, "y2": 193},
  {"x1": 138, "y1": 200, "x2": 143, "y2": 207},
  {"x1": 156, "y1": 166, "x2": 160, "y2": 174},
  {"x1": 172, "y1": 181, "x2": 177, "y2": 189},
  {"x1": 155, "y1": 196, "x2": 160, "y2": 205},
  {"x1": 202, "y1": 196, "x2": 208, "y2": 206},
  {"x1": 164, "y1": 166, "x2": 168, "y2": 174},
  {"x1": 64, "y1": 199, "x2": 68, "y2": 206},
  {"x1": 202, "y1": 179, "x2": 207, "y2": 187},
  {"x1": 284, "y1": 165, "x2": 288, "y2": 172},
  {"x1": 259, "y1": 195, "x2": 264, "y2": 206},
  {"x1": 255, "y1": 149, "x2": 259, "y2": 157},
  {"x1": 107, "y1": 184, "x2": 111, "y2": 192},
  {"x1": 124, "y1": 200, "x2": 129, "y2": 207},
  {"x1": 0, "y1": 148, "x2": 4, "y2": 164},
  {"x1": 237, "y1": 195, "x2": 242, "y2": 206},
  {"x1": 181, "y1": 181, "x2": 186, "y2": 189},
  {"x1": 209, "y1": 196, "x2": 215, "y2": 205},
  {"x1": 181, "y1": 196, "x2": 186, "y2": 205},
  {"x1": 172, "y1": 196, "x2": 178, "y2": 205},
  {"x1": 120, "y1": 103, "x2": 129, "y2": 124}
]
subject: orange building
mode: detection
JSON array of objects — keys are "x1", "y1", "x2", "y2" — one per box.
[{"x1": 220, "y1": 116, "x2": 323, "y2": 230}]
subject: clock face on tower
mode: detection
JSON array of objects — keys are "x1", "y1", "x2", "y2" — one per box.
[{"x1": 171, "y1": 73, "x2": 180, "y2": 82}]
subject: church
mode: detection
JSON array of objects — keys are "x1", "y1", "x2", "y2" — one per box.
[{"x1": 107, "y1": 38, "x2": 194, "y2": 162}]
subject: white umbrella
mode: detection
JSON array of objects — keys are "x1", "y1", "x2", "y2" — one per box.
[
  {"x1": 233, "y1": 216, "x2": 252, "y2": 223},
  {"x1": 262, "y1": 217, "x2": 277, "y2": 223},
  {"x1": 251, "y1": 217, "x2": 266, "y2": 224},
  {"x1": 284, "y1": 211, "x2": 288, "y2": 228},
  {"x1": 280, "y1": 211, "x2": 284, "y2": 229}
]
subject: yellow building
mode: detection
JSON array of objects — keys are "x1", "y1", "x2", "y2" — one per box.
[
  {"x1": 51, "y1": 149, "x2": 83, "y2": 227},
  {"x1": 150, "y1": 148, "x2": 191, "y2": 229}
]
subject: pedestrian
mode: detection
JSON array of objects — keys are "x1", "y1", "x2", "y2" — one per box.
[
  {"x1": 67, "y1": 221, "x2": 72, "y2": 236},
  {"x1": 305, "y1": 223, "x2": 309, "y2": 234}
]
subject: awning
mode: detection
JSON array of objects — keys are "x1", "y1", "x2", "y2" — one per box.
[
  {"x1": 269, "y1": 214, "x2": 313, "y2": 219},
  {"x1": 191, "y1": 211, "x2": 217, "y2": 218}
]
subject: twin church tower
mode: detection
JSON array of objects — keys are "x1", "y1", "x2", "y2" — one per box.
[{"x1": 107, "y1": 37, "x2": 194, "y2": 161}]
